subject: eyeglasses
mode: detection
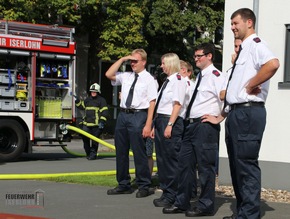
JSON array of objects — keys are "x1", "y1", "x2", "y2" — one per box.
[{"x1": 194, "y1": 53, "x2": 209, "y2": 59}]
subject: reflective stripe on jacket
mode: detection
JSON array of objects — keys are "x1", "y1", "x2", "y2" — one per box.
[{"x1": 75, "y1": 95, "x2": 109, "y2": 127}]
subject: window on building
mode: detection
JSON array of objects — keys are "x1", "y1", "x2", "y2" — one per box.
[{"x1": 278, "y1": 24, "x2": 290, "y2": 89}]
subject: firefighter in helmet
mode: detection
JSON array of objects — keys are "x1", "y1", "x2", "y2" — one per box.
[{"x1": 75, "y1": 83, "x2": 109, "y2": 160}]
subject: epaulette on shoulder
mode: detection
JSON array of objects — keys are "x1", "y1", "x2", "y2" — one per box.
[
  {"x1": 253, "y1": 37, "x2": 261, "y2": 43},
  {"x1": 176, "y1": 74, "x2": 181, "y2": 80},
  {"x1": 187, "y1": 81, "x2": 190, "y2": 86},
  {"x1": 212, "y1": 70, "x2": 220, "y2": 77}
]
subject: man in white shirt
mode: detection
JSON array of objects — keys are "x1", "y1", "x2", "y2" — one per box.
[
  {"x1": 163, "y1": 43, "x2": 225, "y2": 216},
  {"x1": 105, "y1": 49, "x2": 157, "y2": 198},
  {"x1": 202, "y1": 8, "x2": 280, "y2": 219}
]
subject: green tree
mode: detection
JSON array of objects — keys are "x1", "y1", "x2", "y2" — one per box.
[
  {"x1": 144, "y1": 0, "x2": 189, "y2": 62},
  {"x1": 97, "y1": 0, "x2": 149, "y2": 60},
  {"x1": 0, "y1": 0, "x2": 224, "y2": 59},
  {"x1": 0, "y1": 0, "x2": 224, "y2": 70},
  {"x1": 0, "y1": 0, "x2": 81, "y2": 24},
  {"x1": 145, "y1": 0, "x2": 224, "y2": 61}
]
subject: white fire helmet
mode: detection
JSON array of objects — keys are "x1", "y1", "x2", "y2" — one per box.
[{"x1": 89, "y1": 83, "x2": 101, "y2": 93}]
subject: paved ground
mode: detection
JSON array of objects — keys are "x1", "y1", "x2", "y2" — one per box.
[{"x1": 0, "y1": 139, "x2": 289, "y2": 219}]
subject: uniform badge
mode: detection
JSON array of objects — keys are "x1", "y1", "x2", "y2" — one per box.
[
  {"x1": 253, "y1": 37, "x2": 261, "y2": 43},
  {"x1": 176, "y1": 74, "x2": 181, "y2": 80},
  {"x1": 212, "y1": 70, "x2": 220, "y2": 77}
]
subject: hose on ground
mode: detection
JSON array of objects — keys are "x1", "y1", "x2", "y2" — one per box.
[
  {"x1": 0, "y1": 167, "x2": 158, "y2": 180},
  {"x1": 0, "y1": 124, "x2": 158, "y2": 180},
  {"x1": 63, "y1": 125, "x2": 156, "y2": 160}
]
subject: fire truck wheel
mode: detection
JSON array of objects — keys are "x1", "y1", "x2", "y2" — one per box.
[{"x1": 0, "y1": 119, "x2": 26, "y2": 162}]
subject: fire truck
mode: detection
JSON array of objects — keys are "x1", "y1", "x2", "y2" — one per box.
[{"x1": 0, "y1": 20, "x2": 76, "y2": 161}]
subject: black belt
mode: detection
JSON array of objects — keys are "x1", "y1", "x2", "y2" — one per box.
[
  {"x1": 186, "y1": 117, "x2": 202, "y2": 123},
  {"x1": 230, "y1": 102, "x2": 265, "y2": 110},
  {"x1": 120, "y1": 108, "x2": 147, "y2": 113},
  {"x1": 156, "y1": 113, "x2": 171, "y2": 118}
]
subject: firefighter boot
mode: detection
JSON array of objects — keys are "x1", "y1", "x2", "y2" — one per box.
[{"x1": 87, "y1": 148, "x2": 97, "y2": 160}]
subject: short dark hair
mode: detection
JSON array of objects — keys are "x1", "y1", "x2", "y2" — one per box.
[
  {"x1": 195, "y1": 42, "x2": 215, "y2": 61},
  {"x1": 231, "y1": 8, "x2": 256, "y2": 28}
]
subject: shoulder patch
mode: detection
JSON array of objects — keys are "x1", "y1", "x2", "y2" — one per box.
[
  {"x1": 212, "y1": 70, "x2": 220, "y2": 77},
  {"x1": 176, "y1": 74, "x2": 181, "y2": 80},
  {"x1": 253, "y1": 37, "x2": 261, "y2": 43}
]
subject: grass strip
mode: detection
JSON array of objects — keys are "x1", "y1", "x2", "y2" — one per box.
[{"x1": 44, "y1": 175, "x2": 118, "y2": 187}]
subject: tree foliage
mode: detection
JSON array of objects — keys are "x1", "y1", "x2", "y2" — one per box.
[
  {"x1": 145, "y1": 0, "x2": 224, "y2": 61},
  {"x1": 98, "y1": 0, "x2": 149, "y2": 60},
  {"x1": 0, "y1": 0, "x2": 224, "y2": 61},
  {"x1": 0, "y1": 0, "x2": 81, "y2": 24}
]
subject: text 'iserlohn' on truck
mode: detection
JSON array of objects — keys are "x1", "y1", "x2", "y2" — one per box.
[{"x1": 0, "y1": 20, "x2": 77, "y2": 161}]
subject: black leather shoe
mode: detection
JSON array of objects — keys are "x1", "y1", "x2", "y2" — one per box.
[
  {"x1": 190, "y1": 195, "x2": 198, "y2": 202},
  {"x1": 153, "y1": 197, "x2": 163, "y2": 205},
  {"x1": 223, "y1": 214, "x2": 235, "y2": 219},
  {"x1": 185, "y1": 207, "x2": 214, "y2": 217},
  {"x1": 87, "y1": 155, "x2": 97, "y2": 160},
  {"x1": 136, "y1": 188, "x2": 154, "y2": 198},
  {"x1": 87, "y1": 151, "x2": 97, "y2": 160},
  {"x1": 153, "y1": 197, "x2": 172, "y2": 207},
  {"x1": 163, "y1": 205, "x2": 185, "y2": 214},
  {"x1": 107, "y1": 187, "x2": 133, "y2": 195}
]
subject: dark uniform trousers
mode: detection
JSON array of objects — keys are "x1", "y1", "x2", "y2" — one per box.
[
  {"x1": 175, "y1": 120, "x2": 220, "y2": 213},
  {"x1": 82, "y1": 125, "x2": 102, "y2": 156},
  {"x1": 225, "y1": 105, "x2": 266, "y2": 219},
  {"x1": 114, "y1": 111, "x2": 151, "y2": 190},
  {"x1": 154, "y1": 115, "x2": 184, "y2": 203}
]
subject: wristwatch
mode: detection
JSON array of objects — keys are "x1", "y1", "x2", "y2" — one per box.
[{"x1": 167, "y1": 122, "x2": 174, "y2": 126}]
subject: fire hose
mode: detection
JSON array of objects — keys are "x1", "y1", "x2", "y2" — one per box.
[
  {"x1": 61, "y1": 125, "x2": 156, "y2": 158},
  {"x1": 0, "y1": 124, "x2": 157, "y2": 180}
]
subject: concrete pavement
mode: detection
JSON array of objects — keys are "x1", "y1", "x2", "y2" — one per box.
[{"x1": 0, "y1": 139, "x2": 289, "y2": 219}]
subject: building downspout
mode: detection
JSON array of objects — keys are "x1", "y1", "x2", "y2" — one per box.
[{"x1": 253, "y1": 0, "x2": 259, "y2": 34}]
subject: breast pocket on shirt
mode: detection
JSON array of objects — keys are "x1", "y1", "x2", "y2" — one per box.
[
  {"x1": 235, "y1": 56, "x2": 246, "y2": 66},
  {"x1": 198, "y1": 85, "x2": 211, "y2": 98},
  {"x1": 123, "y1": 80, "x2": 133, "y2": 89},
  {"x1": 135, "y1": 83, "x2": 147, "y2": 99},
  {"x1": 161, "y1": 89, "x2": 173, "y2": 104}
]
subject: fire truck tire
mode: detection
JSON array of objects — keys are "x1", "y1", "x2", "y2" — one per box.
[{"x1": 0, "y1": 119, "x2": 26, "y2": 162}]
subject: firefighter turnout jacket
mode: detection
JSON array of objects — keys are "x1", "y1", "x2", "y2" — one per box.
[{"x1": 75, "y1": 95, "x2": 109, "y2": 127}]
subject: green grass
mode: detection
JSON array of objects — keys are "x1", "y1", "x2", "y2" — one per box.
[
  {"x1": 43, "y1": 174, "x2": 160, "y2": 188},
  {"x1": 44, "y1": 175, "x2": 118, "y2": 187}
]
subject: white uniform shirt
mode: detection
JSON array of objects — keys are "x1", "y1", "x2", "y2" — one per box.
[
  {"x1": 188, "y1": 64, "x2": 226, "y2": 118},
  {"x1": 179, "y1": 76, "x2": 195, "y2": 119},
  {"x1": 112, "y1": 69, "x2": 158, "y2": 109},
  {"x1": 227, "y1": 34, "x2": 277, "y2": 105},
  {"x1": 221, "y1": 69, "x2": 231, "y2": 90},
  {"x1": 157, "y1": 73, "x2": 187, "y2": 115}
]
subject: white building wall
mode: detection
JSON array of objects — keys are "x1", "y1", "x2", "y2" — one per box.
[
  {"x1": 221, "y1": 0, "x2": 290, "y2": 163},
  {"x1": 257, "y1": 1, "x2": 290, "y2": 163},
  {"x1": 220, "y1": 0, "x2": 290, "y2": 190}
]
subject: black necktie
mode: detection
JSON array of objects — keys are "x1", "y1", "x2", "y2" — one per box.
[
  {"x1": 153, "y1": 79, "x2": 169, "y2": 118},
  {"x1": 125, "y1": 73, "x2": 139, "y2": 108},
  {"x1": 185, "y1": 72, "x2": 202, "y2": 119},
  {"x1": 223, "y1": 45, "x2": 242, "y2": 108},
  {"x1": 228, "y1": 45, "x2": 242, "y2": 82}
]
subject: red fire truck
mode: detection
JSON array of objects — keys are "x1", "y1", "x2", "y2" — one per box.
[{"x1": 0, "y1": 20, "x2": 76, "y2": 161}]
